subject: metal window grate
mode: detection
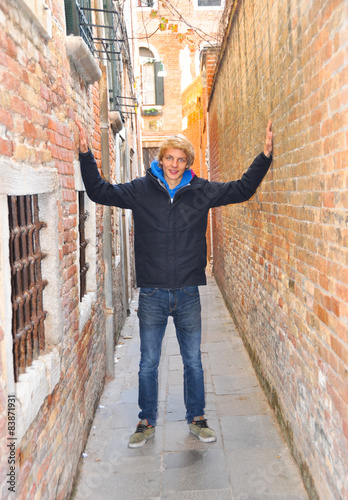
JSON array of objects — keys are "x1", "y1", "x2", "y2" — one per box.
[
  {"x1": 8, "y1": 195, "x2": 47, "y2": 382},
  {"x1": 79, "y1": 192, "x2": 89, "y2": 301},
  {"x1": 143, "y1": 147, "x2": 159, "y2": 170},
  {"x1": 76, "y1": 1, "x2": 95, "y2": 55},
  {"x1": 64, "y1": 0, "x2": 138, "y2": 116}
]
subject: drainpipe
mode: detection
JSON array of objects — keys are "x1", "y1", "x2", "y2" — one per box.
[
  {"x1": 122, "y1": 130, "x2": 130, "y2": 313},
  {"x1": 115, "y1": 135, "x2": 128, "y2": 324},
  {"x1": 96, "y1": 2, "x2": 114, "y2": 378},
  {"x1": 206, "y1": 111, "x2": 214, "y2": 270},
  {"x1": 198, "y1": 97, "x2": 203, "y2": 178}
]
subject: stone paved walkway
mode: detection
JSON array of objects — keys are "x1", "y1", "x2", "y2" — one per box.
[{"x1": 72, "y1": 276, "x2": 308, "y2": 500}]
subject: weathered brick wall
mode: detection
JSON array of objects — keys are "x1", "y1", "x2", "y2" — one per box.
[
  {"x1": 208, "y1": 1, "x2": 347, "y2": 499},
  {"x1": 182, "y1": 74, "x2": 213, "y2": 266},
  {"x1": 182, "y1": 49, "x2": 220, "y2": 267},
  {"x1": 0, "y1": 0, "x2": 132, "y2": 498},
  {"x1": 182, "y1": 76, "x2": 203, "y2": 173},
  {"x1": 0, "y1": 327, "x2": 8, "y2": 494},
  {"x1": 14, "y1": 314, "x2": 106, "y2": 499},
  {"x1": 203, "y1": 50, "x2": 219, "y2": 102}
]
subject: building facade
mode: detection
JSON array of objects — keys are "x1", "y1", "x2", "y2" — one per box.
[
  {"x1": 0, "y1": 0, "x2": 138, "y2": 498},
  {"x1": 134, "y1": 0, "x2": 223, "y2": 170}
]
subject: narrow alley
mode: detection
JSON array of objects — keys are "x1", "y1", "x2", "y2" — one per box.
[
  {"x1": 72, "y1": 276, "x2": 308, "y2": 500},
  {"x1": 0, "y1": 1, "x2": 346, "y2": 498}
]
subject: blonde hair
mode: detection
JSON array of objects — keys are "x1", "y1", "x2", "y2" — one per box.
[{"x1": 158, "y1": 134, "x2": 195, "y2": 168}]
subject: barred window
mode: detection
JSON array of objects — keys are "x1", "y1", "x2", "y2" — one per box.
[
  {"x1": 138, "y1": 0, "x2": 154, "y2": 7},
  {"x1": 79, "y1": 191, "x2": 89, "y2": 301},
  {"x1": 64, "y1": 0, "x2": 94, "y2": 53},
  {"x1": 8, "y1": 195, "x2": 47, "y2": 382}
]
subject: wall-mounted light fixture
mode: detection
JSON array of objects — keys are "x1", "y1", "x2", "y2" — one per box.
[{"x1": 157, "y1": 61, "x2": 167, "y2": 77}]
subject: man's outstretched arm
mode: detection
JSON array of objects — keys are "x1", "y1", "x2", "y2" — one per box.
[
  {"x1": 208, "y1": 120, "x2": 274, "y2": 207},
  {"x1": 76, "y1": 118, "x2": 134, "y2": 209}
]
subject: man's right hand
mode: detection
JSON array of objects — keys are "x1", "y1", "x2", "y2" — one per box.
[{"x1": 76, "y1": 118, "x2": 89, "y2": 153}]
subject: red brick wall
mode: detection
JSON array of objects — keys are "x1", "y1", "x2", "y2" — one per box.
[
  {"x1": 0, "y1": 327, "x2": 7, "y2": 496},
  {"x1": 182, "y1": 76, "x2": 203, "y2": 172},
  {"x1": 208, "y1": 1, "x2": 347, "y2": 499},
  {"x1": 182, "y1": 71, "x2": 213, "y2": 267}
]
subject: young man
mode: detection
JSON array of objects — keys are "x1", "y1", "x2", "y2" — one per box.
[{"x1": 77, "y1": 119, "x2": 273, "y2": 448}]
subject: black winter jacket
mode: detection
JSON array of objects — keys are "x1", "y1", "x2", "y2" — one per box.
[{"x1": 79, "y1": 150, "x2": 272, "y2": 288}]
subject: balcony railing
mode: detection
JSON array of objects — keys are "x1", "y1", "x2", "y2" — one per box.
[{"x1": 76, "y1": 2, "x2": 95, "y2": 55}]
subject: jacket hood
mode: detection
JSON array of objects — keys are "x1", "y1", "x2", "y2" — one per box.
[{"x1": 150, "y1": 159, "x2": 195, "y2": 199}]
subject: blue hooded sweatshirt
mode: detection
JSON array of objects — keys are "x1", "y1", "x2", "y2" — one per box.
[{"x1": 150, "y1": 159, "x2": 195, "y2": 201}]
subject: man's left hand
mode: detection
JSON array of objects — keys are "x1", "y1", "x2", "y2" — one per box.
[{"x1": 263, "y1": 120, "x2": 273, "y2": 158}]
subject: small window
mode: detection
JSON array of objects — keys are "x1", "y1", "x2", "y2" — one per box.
[
  {"x1": 139, "y1": 48, "x2": 164, "y2": 106},
  {"x1": 196, "y1": 0, "x2": 222, "y2": 7},
  {"x1": 142, "y1": 62, "x2": 156, "y2": 104},
  {"x1": 137, "y1": 0, "x2": 154, "y2": 7},
  {"x1": 8, "y1": 195, "x2": 47, "y2": 382},
  {"x1": 79, "y1": 191, "x2": 89, "y2": 301}
]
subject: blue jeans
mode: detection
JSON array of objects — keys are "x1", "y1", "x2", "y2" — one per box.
[{"x1": 137, "y1": 286, "x2": 205, "y2": 426}]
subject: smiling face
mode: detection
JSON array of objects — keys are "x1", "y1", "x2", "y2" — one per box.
[{"x1": 160, "y1": 148, "x2": 188, "y2": 189}]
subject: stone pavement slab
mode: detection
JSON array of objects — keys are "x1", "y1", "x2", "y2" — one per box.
[{"x1": 72, "y1": 276, "x2": 308, "y2": 500}]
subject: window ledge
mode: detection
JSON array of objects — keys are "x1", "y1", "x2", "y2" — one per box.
[
  {"x1": 195, "y1": 6, "x2": 223, "y2": 9},
  {"x1": 110, "y1": 111, "x2": 124, "y2": 134},
  {"x1": 142, "y1": 107, "x2": 162, "y2": 116},
  {"x1": 14, "y1": 0, "x2": 52, "y2": 39},
  {"x1": 79, "y1": 291, "x2": 97, "y2": 333},
  {"x1": 15, "y1": 348, "x2": 61, "y2": 443},
  {"x1": 66, "y1": 36, "x2": 102, "y2": 84}
]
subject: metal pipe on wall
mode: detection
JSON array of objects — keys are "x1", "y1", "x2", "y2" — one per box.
[{"x1": 96, "y1": 0, "x2": 114, "y2": 378}]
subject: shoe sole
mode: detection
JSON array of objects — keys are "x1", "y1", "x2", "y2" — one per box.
[
  {"x1": 189, "y1": 429, "x2": 217, "y2": 443},
  {"x1": 128, "y1": 431, "x2": 155, "y2": 448}
]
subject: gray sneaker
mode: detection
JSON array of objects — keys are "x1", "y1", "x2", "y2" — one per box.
[
  {"x1": 128, "y1": 420, "x2": 155, "y2": 448},
  {"x1": 189, "y1": 416, "x2": 217, "y2": 442}
]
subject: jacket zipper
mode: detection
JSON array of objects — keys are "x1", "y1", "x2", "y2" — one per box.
[
  {"x1": 172, "y1": 184, "x2": 192, "y2": 203},
  {"x1": 154, "y1": 177, "x2": 172, "y2": 202},
  {"x1": 152, "y1": 175, "x2": 192, "y2": 204}
]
